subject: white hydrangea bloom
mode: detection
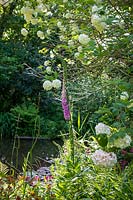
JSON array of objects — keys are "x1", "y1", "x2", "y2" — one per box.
[
  {"x1": 37, "y1": 31, "x2": 44, "y2": 39},
  {"x1": 21, "y1": 28, "x2": 28, "y2": 36},
  {"x1": 91, "y1": 149, "x2": 117, "y2": 167},
  {"x1": 52, "y1": 79, "x2": 61, "y2": 89},
  {"x1": 91, "y1": 14, "x2": 106, "y2": 33},
  {"x1": 43, "y1": 80, "x2": 52, "y2": 91},
  {"x1": 63, "y1": 0, "x2": 68, "y2": 3},
  {"x1": 95, "y1": 123, "x2": 111, "y2": 135},
  {"x1": 113, "y1": 135, "x2": 131, "y2": 149},
  {"x1": 78, "y1": 34, "x2": 89, "y2": 45},
  {"x1": 120, "y1": 91, "x2": 129, "y2": 100},
  {"x1": 46, "y1": 67, "x2": 52, "y2": 74}
]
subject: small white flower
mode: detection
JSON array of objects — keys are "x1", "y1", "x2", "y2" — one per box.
[
  {"x1": 124, "y1": 33, "x2": 130, "y2": 36},
  {"x1": 37, "y1": 31, "x2": 44, "y2": 39},
  {"x1": 57, "y1": 21, "x2": 62, "y2": 27},
  {"x1": 92, "y1": 5, "x2": 99, "y2": 13},
  {"x1": 77, "y1": 46, "x2": 83, "y2": 52},
  {"x1": 31, "y1": 18, "x2": 38, "y2": 25},
  {"x1": 65, "y1": 13, "x2": 72, "y2": 18},
  {"x1": 67, "y1": 59, "x2": 75, "y2": 65},
  {"x1": 46, "y1": 67, "x2": 52, "y2": 74},
  {"x1": 91, "y1": 149, "x2": 117, "y2": 167},
  {"x1": 46, "y1": 29, "x2": 51, "y2": 35},
  {"x1": 44, "y1": 60, "x2": 50, "y2": 66},
  {"x1": 60, "y1": 26, "x2": 66, "y2": 32},
  {"x1": 113, "y1": 135, "x2": 131, "y2": 149},
  {"x1": 50, "y1": 50, "x2": 55, "y2": 58},
  {"x1": 95, "y1": 123, "x2": 111, "y2": 135},
  {"x1": 46, "y1": 11, "x2": 53, "y2": 16},
  {"x1": 74, "y1": 52, "x2": 80, "y2": 58},
  {"x1": 59, "y1": 35, "x2": 65, "y2": 41},
  {"x1": 78, "y1": 34, "x2": 89, "y2": 45},
  {"x1": 43, "y1": 80, "x2": 52, "y2": 91},
  {"x1": 52, "y1": 79, "x2": 61, "y2": 89},
  {"x1": 21, "y1": 28, "x2": 28, "y2": 36},
  {"x1": 36, "y1": 4, "x2": 46, "y2": 12},
  {"x1": 68, "y1": 40, "x2": 74, "y2": 46},
  {"x1": 120, "y1": 91, "x2": 129, "y2": 100}
]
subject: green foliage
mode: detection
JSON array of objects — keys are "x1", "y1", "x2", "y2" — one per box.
[
  {"x1": 10, "y1": 103, "x2": 40, "y2": 137},
  {"x1": 50, "y1": 139, "x2": 133, "y2": 199}
]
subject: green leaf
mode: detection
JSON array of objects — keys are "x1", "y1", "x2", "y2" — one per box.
[{"x1": 95, "y1": 134, "x2": 108, "y2": 147}]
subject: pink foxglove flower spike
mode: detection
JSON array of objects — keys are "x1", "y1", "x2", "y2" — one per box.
[{"x1": 61, "y1": 81, "x2": 70, "y2": 121}]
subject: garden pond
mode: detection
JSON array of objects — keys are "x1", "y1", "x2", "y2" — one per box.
[{"x1": 0, "y1": 137, "x2": 63, "y2": 171}]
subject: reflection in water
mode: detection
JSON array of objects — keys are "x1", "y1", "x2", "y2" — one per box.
[{"x1": 0, "y1": 137, "x2": 63, "y2": 170}]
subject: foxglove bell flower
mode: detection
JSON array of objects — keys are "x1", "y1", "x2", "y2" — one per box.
[{"x1": 61, "y1": 82, "x2": 70, "y2": 120}]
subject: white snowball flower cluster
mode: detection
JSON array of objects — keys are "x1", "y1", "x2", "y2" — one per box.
[
  {"x1": 21, "y1": 28, "x2": 28, "y2": 36},
  {"x1": 120, "y1": 91, "x2": 129, "y2": 100},
  {"x1": 113, "y1": 135, "x2": 131, "y2": 149},
  {"x1": 95, "y1": 123, "x2": 111, "y2": 135},
  {"x1": 78, "y1": 34, "x2": 89, "y2": 45},
  {"x1": 43, "y1": 80, "x2": 52, "y2": 91},
  {"x1": 43, "y1": 79, "x2": 61, "y2": 91},
  {"x1": 91, "y1": 14, "x2": 106, "y2": 33},
  {"x1": 52, "y1": 79, "x2": 61, "y2": 89},
  {"x1": 91, "y1": 149, "x2": 117, "y2": 167},
  {"x1": 37, "y1": 31, "x2": 44, "y2": 39}
]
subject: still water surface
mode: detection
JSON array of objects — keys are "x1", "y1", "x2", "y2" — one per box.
[{"x1": 0, "y1": 137, "x2": 63, "y2": 170}]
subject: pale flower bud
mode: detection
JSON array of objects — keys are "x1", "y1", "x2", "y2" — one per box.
[
  {"x1": 44, "y1": 60, "x2": 51, "y2": 66},
  {"x1": 21, "y1": 28, "x2": 28, "y2": 36},
  {"x1": 77, "y1": 46, "x2": 83, "y2": 52},
  {"x1": 37, "y1": 31, "x2": 44, "y2": 39},
  {"x1": 120, "y1": 91, "x2": 129, "y2": 100},
  {"x1": 46, "y1": 67, "x2": 52, "y2": 74}
]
